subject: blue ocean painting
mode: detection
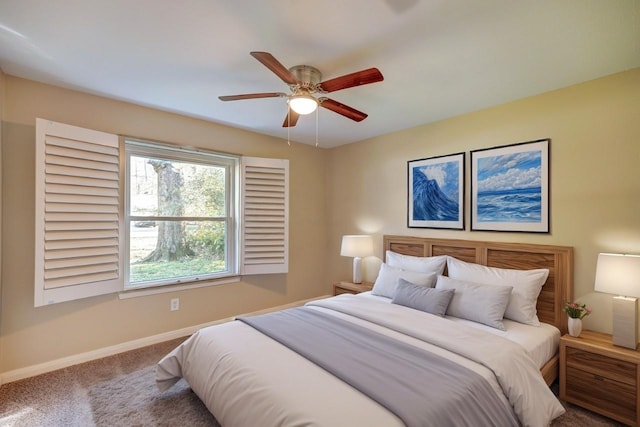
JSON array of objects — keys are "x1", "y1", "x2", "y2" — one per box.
[
  {"x1": 476, "y1": 151, "x2": 542, "y2": 223},
  {"x1": 413, "y1": 161, "x2": 459, "y2": 221}
]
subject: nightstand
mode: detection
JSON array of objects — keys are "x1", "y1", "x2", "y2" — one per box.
[
  {"x1": 333, "y1": 281, "x2": 373, "y2": 296},
  {"x1": 560, "y1": 330, "x2": 640, "y2": 426}
]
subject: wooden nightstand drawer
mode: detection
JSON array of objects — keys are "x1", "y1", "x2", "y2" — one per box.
[
  {"x1": 334, "y1": 287, "x2": 355, "y2": 296},
  {"x1": 566, "y1": 347, "x2": 636, "y2": 385},
  {"x1": 565, "y1": 365, "x2": 637, "y2": 422},
  {"x1": 333, "y1": 281, "x2": 373, "y2": 296}
]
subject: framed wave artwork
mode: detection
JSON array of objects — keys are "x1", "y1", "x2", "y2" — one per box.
[
  {"x1": 408, "y1": 152, "x2": 465, "y2": 229},
  {"x1": 470, "y1": 138, "x2": 550, "y2": 233}
]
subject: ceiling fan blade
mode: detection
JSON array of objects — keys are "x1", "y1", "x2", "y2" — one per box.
[
  {"x1": 250, "y1": 51, "x2": 299, "y2": 85},
  {"x1": 218, "y1": 92, "x2": 286, "y2": 101},
  {"x1": 282, "y1": 110, "x2": 300, "y2": 127},
  {"x1": 319, "y1": 98, "x2": 368, "y2": 122},
  {"x1": 318, "y1": 68, "x2": 384, "y2": 93}
]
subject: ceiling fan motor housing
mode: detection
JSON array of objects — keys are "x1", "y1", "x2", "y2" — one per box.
[{"x1": 289, "y1": 65, "x2": 322, "y2": 90}]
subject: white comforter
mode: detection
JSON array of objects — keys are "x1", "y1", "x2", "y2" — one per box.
[{"x1": 157, "y1": 294, "x2": 565, "y2": 427}]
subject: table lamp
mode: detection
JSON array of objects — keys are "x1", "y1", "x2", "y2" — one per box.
[
  {"x1": 594, "y1": 253, "x2": 640, "y2": 349},
  {"x1": 340, "y1": 235, "x2": 373, "y2": 284}
]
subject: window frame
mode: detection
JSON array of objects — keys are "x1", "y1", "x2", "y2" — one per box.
[{"x1": 123, "y1": 139, "x2": 240, "y2": 291}]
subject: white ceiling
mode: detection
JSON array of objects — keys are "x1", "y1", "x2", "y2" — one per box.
[{"x1": 0, "y1": 1, "x2": 638, "y2": 148}]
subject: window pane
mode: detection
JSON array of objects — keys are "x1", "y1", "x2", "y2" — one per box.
[
  {"x1": 129, "y1": 220, "x2": 227, "y2": 284},
  {"x1": 129, "y1": 155, "x2": 226, "y2": 217},
  {"x1": 130, "y1": 156, "x2": 158, "y2": 216}
]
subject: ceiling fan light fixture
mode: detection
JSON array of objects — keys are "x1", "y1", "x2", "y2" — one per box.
[{"x1": 288, "y1": 95, "x2": 318, "y2": 115}]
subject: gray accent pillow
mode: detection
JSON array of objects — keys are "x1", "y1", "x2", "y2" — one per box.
[
  {"x1": 391, "y1": 278, "x2": 455, "y2": 317},
  {"x1": 435, "y1": 275, "x2": 513, "y2": 330}
]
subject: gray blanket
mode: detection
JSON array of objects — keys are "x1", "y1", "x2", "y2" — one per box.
[{"x1": 238, "y1": 307, "x2": 518, "y2": 427}]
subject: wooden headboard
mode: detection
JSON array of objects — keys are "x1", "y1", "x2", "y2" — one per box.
[{"x1": 383, "y1": 235, "x2": 574, "y2": 335}]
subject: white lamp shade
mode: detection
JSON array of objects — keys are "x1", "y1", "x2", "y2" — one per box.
[
  {"x1": 594, "y1": 253, "x2": 640, "y2": 298},
  {"x1": 288, "y1": 95, "x2": 318, "y2": 115},
  {"x1": 340, "y1": 235, "x2": 374, "y2": 258}
]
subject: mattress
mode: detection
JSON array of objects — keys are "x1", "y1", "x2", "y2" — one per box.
[{"x1": 358, "y1": 291, "x2": 560, "y2": 369}]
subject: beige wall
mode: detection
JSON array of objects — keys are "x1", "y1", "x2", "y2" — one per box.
[
  {"x1": 0, "y1": 76, "x2": 329, "y2": 373},
  {"x1": 327, "y1": 68, "x2": 640, "y2": 335},
  {"x1": 1, "y1": 68, "x2": 639, "y2": 376}
]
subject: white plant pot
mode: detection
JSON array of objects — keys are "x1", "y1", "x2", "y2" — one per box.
[{"x1": 568, "y1": 317, "x2": 583, "y2": 337}]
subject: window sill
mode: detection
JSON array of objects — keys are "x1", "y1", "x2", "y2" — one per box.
[{"x1": 118, "y1": 275, "x2": 241, "y2": 299}]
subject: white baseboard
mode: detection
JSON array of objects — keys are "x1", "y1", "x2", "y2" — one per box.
[{"x1": 0, "y1": 295, "x2": 329, "y2": 386}]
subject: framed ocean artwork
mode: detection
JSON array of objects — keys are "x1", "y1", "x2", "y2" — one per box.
[
  {"x1": 470, "y1": 139, "x2": 549, "y2": 233},
  {"x1": 408, "y1": 152, "x2": 464, "y2": 229}
]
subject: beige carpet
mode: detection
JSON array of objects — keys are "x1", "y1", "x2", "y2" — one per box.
[
  {"x1": 89, "y1": 366, "x2": 217, "y2": 426},
  {"x1": 0, "y1": 336, "x2": 624, "y2": 426},
  {"x1": 0, "y1": 337, "x2": 218, "y2": 427}
]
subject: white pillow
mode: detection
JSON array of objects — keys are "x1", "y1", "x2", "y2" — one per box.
[
  {"x1": 435, "y1": 275, "x2": 512, "y2": 330},
  {"x1": 446, "y1": 256, "x2": 549, "y2": 326},
  {"x1": 371, "y1": 263, "x2": 437, "y2": 298},
  {"x1": 386, "y1": 251, "x2": 447, "y2": 275}
]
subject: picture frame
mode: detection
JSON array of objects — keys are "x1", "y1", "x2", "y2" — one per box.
[
  {"x1": 470, "y1": 138, "x2": 549, "y2": 233},
  {"x1": 408, "y1": 152, "x2": 465, "y2": 229}
]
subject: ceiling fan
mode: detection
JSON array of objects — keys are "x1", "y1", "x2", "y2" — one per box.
[{"x1": 219, "y1": 51, "x2": 384, "y2": 127}]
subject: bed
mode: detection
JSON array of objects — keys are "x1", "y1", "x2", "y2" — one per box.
[{"x1": 156, "y1": 236, "x2": 573, "y2": 427}]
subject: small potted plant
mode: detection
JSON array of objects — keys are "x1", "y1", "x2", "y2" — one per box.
[{"x1": 563, "y1": 302, "x2": 591, "y2": 337}]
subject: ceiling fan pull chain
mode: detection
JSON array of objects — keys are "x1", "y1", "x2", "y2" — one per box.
[
  {"x1": 315, "y1": 107, "x2": 319, "y2": 148},
  {"x1": 287, "y1": 105, "x2": 291, "y2": 146}
]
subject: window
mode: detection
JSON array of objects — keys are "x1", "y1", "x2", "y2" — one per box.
[
  {"x1": 35, "y1": 119, "x2": 288, "y2": 307},
  {"x1": 125, "y1": 140, "x2": 238, "y2": 289}
]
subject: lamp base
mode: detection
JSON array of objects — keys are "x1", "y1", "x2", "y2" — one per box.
[
  {"x1": 612, "y1": 296, "x2": 638, "y2": 350},
  {"x1": 352, "y1": 257, "x2": 363, "y2": 284}
]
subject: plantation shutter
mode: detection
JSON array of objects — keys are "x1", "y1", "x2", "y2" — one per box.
[
  {"x1": 240, "y1": 157, "x2": 289, "y2": 275},
  {"x1": 35, "y1": 118, "x2": 122, "y2": 307}
]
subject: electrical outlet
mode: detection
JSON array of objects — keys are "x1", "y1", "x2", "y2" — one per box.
[{"x1": 170, "y1": 298, "x2": 179, "y2": 311}]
